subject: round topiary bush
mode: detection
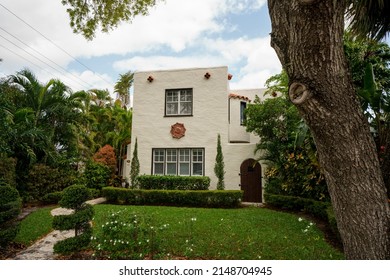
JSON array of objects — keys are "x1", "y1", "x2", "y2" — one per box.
[
  {"x1": 0, "y1": 184, "x2": 22, "y2": 249},
  {"x1": 59, "y1": 184, "x2": 91, "y2": 210}
]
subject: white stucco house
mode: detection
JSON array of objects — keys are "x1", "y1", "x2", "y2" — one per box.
[{"x1": 123, "y1": 66, "x2": 270, "y2": 202}]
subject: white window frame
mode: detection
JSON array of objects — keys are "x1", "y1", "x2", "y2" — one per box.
[
  {"x1": 153, "y1": 149, "x2": 165, "y2": 175},
  {"x1": 165, "y1": 89, "x2": 193, "y2": 116},
  {"x1": 152, "y1": 148, "x2": 204, "y2": 176}
]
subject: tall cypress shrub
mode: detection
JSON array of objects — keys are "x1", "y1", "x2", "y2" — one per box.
[
  {"x1": 214, "y1": 134, "x2": 225, "y2": 190},
  {"x1": 130, "y1": 138, "x2": 140, "y2": 188}
]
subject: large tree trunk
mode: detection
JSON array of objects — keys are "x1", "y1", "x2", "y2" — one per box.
[{"x1": 268, "y1": 0, "x2": 390, "y2": 259}]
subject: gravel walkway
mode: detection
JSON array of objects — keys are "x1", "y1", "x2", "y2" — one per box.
[{"x1": 12, "y1": 197, "x2": 106, "y2": 260}]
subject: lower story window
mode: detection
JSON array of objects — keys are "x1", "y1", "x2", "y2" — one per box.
[{"x1": 152, "y1": 148, "x2": 205, "y2": 176}]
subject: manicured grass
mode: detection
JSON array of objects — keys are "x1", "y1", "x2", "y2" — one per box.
[
  {"x1": 92, "y1": 204, "x2": 344, "y2": 260},
  {"x1": 14, "y1": 207, "x2": 54, "y2": 246}
]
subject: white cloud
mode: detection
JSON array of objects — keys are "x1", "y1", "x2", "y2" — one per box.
[
  {"x1": 113, "y1": 55, "x2": 225, "y2": 72},
  {"x1": 0, "y1": 0, "x2": 277, "y2": 92},
  {"x1": 113, "y1": 35, "x2": 282, "y2": 89}
]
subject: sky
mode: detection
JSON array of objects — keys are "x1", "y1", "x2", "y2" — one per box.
[{"x1": 0, "y1": 0, "x2": 281, "y2": 99}]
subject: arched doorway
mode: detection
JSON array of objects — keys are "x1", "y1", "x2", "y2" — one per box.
[{"x1": 240, "y1": 159, "x2": 262, "y2": 202}]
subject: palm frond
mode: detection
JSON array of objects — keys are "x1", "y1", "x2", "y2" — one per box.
[{"x1": 346, "y1": 0, "x2": 390, "y2": 40}]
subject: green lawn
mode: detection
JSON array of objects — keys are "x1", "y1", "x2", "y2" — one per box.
[
  {"x1": 91, "y1": 204, "x2": 344, "y2": 260},
  {"x1": 14, "y1": 207, "x2": 54, "y2": 246},
  {"x1": 14, "y1": 204, "x2": 343, "y2": 259}
]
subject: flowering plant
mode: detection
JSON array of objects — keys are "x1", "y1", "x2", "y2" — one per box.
[{"x1": 91, "y1": 209, "x2": 168, "y2": 259}]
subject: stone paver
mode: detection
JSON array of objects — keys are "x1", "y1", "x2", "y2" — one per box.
[{"x1": 12, "y1": 197, "x2": 106, "y2": 260}]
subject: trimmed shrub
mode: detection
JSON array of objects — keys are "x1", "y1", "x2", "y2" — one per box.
[
  {"x1": 52, "y1": 205, "x2": 94, "y2": 231},
  {"x1": 102, "y1": 187, "x2": 243, "y2": 208},
  {"x1": 264, "y1": 193, "x2": 329, "y2": 219},
  {"x1": 53, "y1": 228, "x2": 92, "y2": 255},
  {"x1": 138, "y1": 175, "x2": 210, "y2": 191},
  {"x1": 58, "y1": 185, "x2": 91, "y2": 210},
  {"x1": 52, "y1": 185, "x2": 94, "y2": 254},
  {"x1": 42, "y1": 188, "x2": 101, "y2": 205},
  {"x1": 0, "y1": 184, "x2": 22, "y2": 249},
  {"x1": 84, "y1": 161, "x2": 111, "y2": 190}
]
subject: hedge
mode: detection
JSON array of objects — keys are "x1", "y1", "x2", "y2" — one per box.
[
  {"x1": 137, "y1": 175, "x2": 210, "y2": 190},
  {"x1": 102, "y1": 187, "x2": 242, "y2": 208},
  {"x1": 264, "y1": 193, "x2": 340, "y2": 240}
]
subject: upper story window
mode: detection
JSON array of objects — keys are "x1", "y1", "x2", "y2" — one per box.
[{"x1": 165, "y1": 88, "x2": 193, "y2": 116}]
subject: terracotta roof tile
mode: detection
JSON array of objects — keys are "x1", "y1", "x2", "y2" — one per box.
[{"x1": 229, "y1": 93, "x2": 251, "y2": 102}]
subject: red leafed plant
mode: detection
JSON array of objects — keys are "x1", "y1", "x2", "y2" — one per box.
[{"x1": 93, "y1": 144, "x2": 117, "y2": 175}]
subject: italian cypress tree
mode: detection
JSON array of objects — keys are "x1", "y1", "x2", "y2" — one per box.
[
  {"x1": 214, "y1": 134, "x2": 225, "y2": 190},
  {"x1": 130, "y1": 138, "x2": 140, "y2": 188}
]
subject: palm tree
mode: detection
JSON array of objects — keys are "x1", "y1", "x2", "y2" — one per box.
[
  {"x1": 346, "y1": 0, "x2": 390, "y2": 40},
  {"x1": 114, "y1": 71, "x2": 134, "y2": 108},
  {"x1": 105, "y1": 101, "x2": 132, "y2": 176},
  {"x1": 7, "y1": 69, "x2": 84, "y2": 167}
]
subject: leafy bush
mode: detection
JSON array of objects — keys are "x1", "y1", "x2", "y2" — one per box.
[
  {"x1": 102, "y1": 187, "x2": 243, "y2": 208},
  {"x1": 264, "y1": 193, "x2": 329, "y2": 218},
  {"x1": 138, "y1": 175, "x2": 210, "y2": 191},
  {"x1": 25, "y1": 164, "x2": 77, "y2": 202},
  {"x1": 83, "y1": 161, "x2": 111, "y2": 190},
  {"x1": 0, "y1": 157, "x2": 16, "y2": 188},
  {"x1": 0, "y1": 184, "x2": 22, "y2": 249},
  {"x1": 52, "y1": 185, "x2": 94, "y2": 254},
  {"x1": 92, "y1": 144, "x2": 117, "y2": 176},
  {"x1": 42, "y1": 191, "x2": 64, "y2": 205}
]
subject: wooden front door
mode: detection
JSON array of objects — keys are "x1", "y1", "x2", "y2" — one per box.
[{"x1": 240, "y1": 159, "x2": 262, "y2": 202}]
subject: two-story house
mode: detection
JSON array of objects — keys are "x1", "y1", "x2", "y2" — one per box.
[{"x1": 123, "y1": 66, "x2": 270, "y2": 202}]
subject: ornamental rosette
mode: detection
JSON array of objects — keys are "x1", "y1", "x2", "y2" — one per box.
[{"x1": 170, "y1": 123, "x2": 186, "y2": 139}]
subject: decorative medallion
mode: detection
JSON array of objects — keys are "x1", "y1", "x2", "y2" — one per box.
[{"x1": 170, "y1": 123, "x2": 186, "y2": 139}]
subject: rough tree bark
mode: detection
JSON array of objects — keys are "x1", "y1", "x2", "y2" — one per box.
[{"x1": 268, "y1": 0, "x2": 390, "y2": 259}]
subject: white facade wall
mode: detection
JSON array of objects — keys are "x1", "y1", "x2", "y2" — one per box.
[{"x1": 123, "y1": 66, "x2": 269, "y2": 191}]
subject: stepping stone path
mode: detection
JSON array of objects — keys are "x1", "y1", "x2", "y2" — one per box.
[{"x1": 12, "y1": 197, "x2": 106, "y2": 260}]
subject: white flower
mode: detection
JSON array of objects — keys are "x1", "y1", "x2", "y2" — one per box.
[{"x1": 298, "y1": 217, "x2": 303, "y2": 222}]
